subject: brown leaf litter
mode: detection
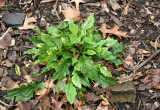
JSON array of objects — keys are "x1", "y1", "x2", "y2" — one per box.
[
  {"x1": 141, "y1": 69, "x2": 160, "y2": 89},
  {"x1": 62, "y1": 7, "x2": 81, "y2": 22},
  {"x1": 71, "y1": 0, "x2": 85, "y2": 10},
  {"x1": 18, "y1": 13, "x2": 37, "y2": 30},
  {"x1": 99, "y1": 23, "x2": 131, "y2": 39}
]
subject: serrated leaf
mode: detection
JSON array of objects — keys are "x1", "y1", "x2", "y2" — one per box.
[
  {"x1": 79, "y1": 75, "x2": 91, "y2": 87},
  {"x1": 109, "y1": 59, "x2": 122, "y2": 66},
  {"x1": 100, "y1": 66, "x2": 112, "y2": 77},
  {"x1": 52, "y1": 38, "x2": 62, "y2": 49},
  {"x1": 23, "y1": 48, "x2": 39, "y2": 54},
  {"x1": 80, "y1": 14, "x2": 94, "y2": 37},
  {"x1": 85, "y1": 50, "x2": 96, "y2": 55},
  {"x1": 56, "y1": 79, "x2": 66, "y2": 92},
  {"x1": 98, "y1": 74, "x2": 118, "y2": 87},
  {"x1": 4, "y1": 82, "x2": 45, "y2": 101},
  {"x1": 68, "y1": 18, "x2": 77, "y2": 35},
  {"x1": 105, "y1": 39, "x2": 117, "y2": 46},
  {"x1": 70, "y1": 34, "x2": 80, "y2": 44},
  {"x1": 52, "y1": 59, "x2": 71, "y2": 79},
  {"x1": 78, "y1": 55, "x2": 98, "y2": 81},
  {"x1": 72, "y1": 56, "x2": 77, "y2": 65},
  {"x1": 65, "y1": 81, "x2": 77, "y2": 104},
  {"x1": 62, "y1": 52, "x2": 72, "y2": 59},
  {"x1": 72, "y1": 71, "x2": 82, "y2": 88},
  {"x1": 47, "y1": 26, "x2": 60, "y2": 37},
  {"x1": 15, "y1": 64, "x2": 21, "y2": 76}
]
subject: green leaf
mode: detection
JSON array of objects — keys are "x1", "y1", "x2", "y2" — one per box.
[
  {"x1": 79, "y1": 75, "x2": 91, "y2": 87},
  {"x1": 85, "y1": 50, "x2": 96, "y2": 55},
  {"x1": 72, "y1": 71, "x2": 82, "y2": 88},
  {"x1": 68, "y1": 18, "x2": 77, "y2": 35},
  {"x1": 72, "y1": 56, "x2": 77, "y2": 65},
  {"x1": 105, "y1": 39, "x2": 117, "y2": 46},
  {"x1": 70, "y1": 34, "x2": 80, "y2": 44},
  {"x1": 47, "y1": 26, "x2": 60, "y2": 37},
  {"x1": 52, "y1": 59, "x2": 71, "y2": 79},
  {"x1": 56, "y1": 79, "x2": 66, "y2": 92},
  {"x1": 100, "y1": 66, "x2": 112, "y2": 77},
  {"x1": 78, "y1": 56, "x2": 98, "y2": 81},
  {"x1": 98, "y1": 74, "x2": 118, "y2": 87},
  {"x1": 109, "y1": 59, "x2": 122, "y2": 66},
  {"x1": 62, "y1": 52, "x2": 72, "y2": 59},
  {"x1": 52, "y1": 38, "x2": 62, "y2": 49},
  {"x1": 80, "y1": 14, "x2": 94, "y2": 37},
  {"x1": 4, "y1": 82, "x2": 45, "y2": 101},
  {"x1": 15, "y1": 64, "x2": 21, "y2": 76},
  {"x1": 41, "y1": 35, "x2": 54, "y2": 46},
  {"x1": 65, "y1": 81, "x2": 77, "y2": 104},
  {"x1": 23, "y1": 48, "x2": 39, "y2": 54}
]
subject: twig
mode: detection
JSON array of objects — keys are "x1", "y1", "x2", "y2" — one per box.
[
  {"x1": 0, "y1": 99, "x2": 10, "y2": 107},
  {"x1": 0, "y1": 27, "x2": 11, "y2": 40},
  {"x1": 133, "y1": 49, "x2": 160, "y2": 72},
  {"x1": 155, "y1": 35, "x2": 160, "y2": 51}
]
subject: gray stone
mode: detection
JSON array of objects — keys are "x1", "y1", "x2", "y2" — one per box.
[
  {"x1": 111, "y1": 81, "x2": 136, "y2": 103},
  {"x1": 2, "y1": 13, "x2": 25, "y2": 27},
  {"x1": 112, "y1": 81, "x2": 136, "y2": 93}
]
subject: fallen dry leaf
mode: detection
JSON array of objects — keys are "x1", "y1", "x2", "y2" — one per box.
[
  {"x1": 71, "y1": 0, "x2": 85, "y2": 10},
  {"x1": 96, "y1": 104, "x2": 109, "y2": 110},
  {"x1": 0, "y1": 76, "x2": 19, "y2": 90},
  {"x1": 117, "y1": 66, "x2": 128, "y2": 72},
  {"x1": 100, "y1": 95, "x2": 109, "y2": 106},
  {"x1": 136, "y1": 49, "x2": 151, "y2": 54},
  {"x1": 0, "y1": 67, "x2": 8, "y2": 77},
  {"x1": 0, "y1": 0, "x2": 6, "y2": 8},
  {"x1": 150, "y1": 41, "x2": 160, "y2": 48},
  {"x1": 1, "y1": 60, "x2": 14, "y2": 67},
  {"x1": 82, "y1": 93, "x2": 101, "y2": 103},
  {"x1": 51, "y1": 95, "x2": 67, "y2": 109},
  {"x1": 38, "y1": 95, "x2": 53, "y2": 110},
  {"x1": 74, "y1": 99, "x2": 82, "y2": 110},
  {"x1": 141, "y1": 69, "x2": 160, "y2": 89},
  {"x1": 124, "y1": 54, "x2": 133, "y2": 66},
  {"x1": 99, "y1": 23, "x2": 131, "y2": 39},
  {"x1": 0, "y1": 33, "x2": 11, "y2": 49},
  {"x1": 122, "y1": 3, "x2": 130, "y2": 15},
  {"x1": 62, "y1": 7, "x2": 81, "y2": 22},
  {"x1": 18, "y1": 13, "x2": 37, "y2": 30}
]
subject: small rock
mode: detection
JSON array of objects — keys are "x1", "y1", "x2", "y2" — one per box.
[
  {"x1": 112, "y1": 81, "x2": 136, "y2": 93},
  {"x1": 8, "y1": 51, "x2": 17, "y2": 63},
  {"x1": 130, "y1": 29, "x2": 136, "y2": 35},
  {"x1": 138, "y1": 84, "x2": 145, "y2": 90},
  {"x1": 2, "y1": 13, "x2": 25, "y2": 27},
  {"x1": 111, "y1": 81, "x2": 136, "y2": 103},
  {"x1": 39, "y1": 19, "x2": 47, "y2": 28}
]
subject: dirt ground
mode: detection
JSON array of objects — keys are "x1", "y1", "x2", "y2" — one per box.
[{"x1": 0, "y1": 0, "x2": 160, "y2": 110}]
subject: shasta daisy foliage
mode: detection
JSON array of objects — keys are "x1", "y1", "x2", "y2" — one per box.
[{"x1": 5, "y1": 14, "x2": 124, "y2": 104}]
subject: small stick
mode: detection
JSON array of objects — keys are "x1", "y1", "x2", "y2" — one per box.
[
  {"x1": 133, "y1": 49, "x2": 160, "y2": 72},
  {"x1": 0, "y1": 27, "x2": 11, "y2": 40},
  {"x1": 0, "y1": 99, "x2": 10, "y2": 107}
]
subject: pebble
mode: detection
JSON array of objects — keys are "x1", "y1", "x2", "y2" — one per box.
[
  {"x1": 130, "y1": 29, "x2": 137, "y2": 35},
  {"x1": 39, "y1": 19, "x2": 47, "y2": 28},
  {"x1": 8, "y1": 51, "x2": 17, "y2": 63},
  {"x1": 2, "y1": 13, "x2": 25, "y2": 27}
]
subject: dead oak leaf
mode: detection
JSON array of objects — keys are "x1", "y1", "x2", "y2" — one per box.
[
  {"x1": 99, "y1": 23, "x2": 131, "y2": 39},
  {"x1": 124, "y1": 54, "x2": 133, "y2": 66},
  {"x1": 0, "y1": 0, "x2": 6, "y2": 8},
  {"x1": 62, "y1": 7, "x2": 81, "y2": 22},
  {"x1": 71, "y1": 0, "x2": 85, "y2": 10},
  {"x1": 18, "y1": 13, "x2": 37, "y2": 30}
]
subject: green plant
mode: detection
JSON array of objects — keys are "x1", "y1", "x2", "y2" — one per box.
[{"x1": 5, "y1": 14, "x2": 124, "y2": 104}]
